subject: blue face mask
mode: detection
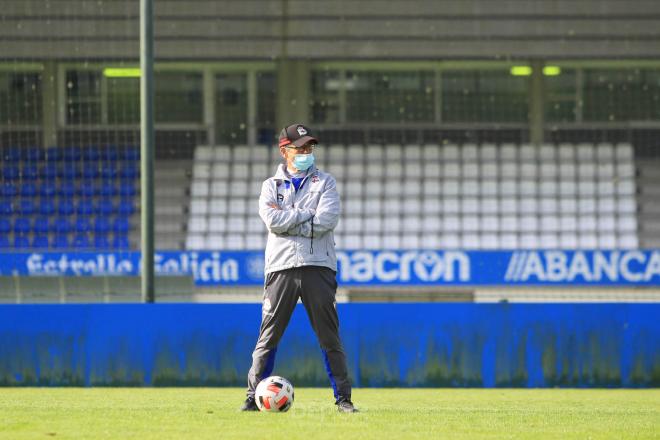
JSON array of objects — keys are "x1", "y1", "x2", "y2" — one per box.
[{"x1": 293, "y1": 153, "x2": 315, "y2": 171}]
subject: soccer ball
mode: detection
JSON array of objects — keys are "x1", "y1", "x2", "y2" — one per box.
[{"x1": 255, "y1": 376, "x2": 294, "y2": 412}]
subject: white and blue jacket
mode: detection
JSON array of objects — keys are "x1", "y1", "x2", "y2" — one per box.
[{"x1": 259, "y1": 164, "x2": 340, "y2": 275}]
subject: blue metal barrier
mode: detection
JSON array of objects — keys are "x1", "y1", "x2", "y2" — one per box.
[{"x1": 0, "y1": 304, "x2": 658, "y2": 387}]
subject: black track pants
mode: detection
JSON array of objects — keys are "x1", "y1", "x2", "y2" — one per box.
[{"x1": 246, "y1": 266, "x2": 351, "y2": 401}]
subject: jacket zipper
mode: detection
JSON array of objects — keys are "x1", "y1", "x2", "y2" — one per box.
[{"x1": 291, "y1": 174, "x2": 314, "y2": 255}]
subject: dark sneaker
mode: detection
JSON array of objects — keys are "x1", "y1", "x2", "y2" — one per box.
[
  {"x1": 336, "y1": 397, "x2": 358, "y2": 413},
  {"x1": 240, "y1": 396, "x2": 259, "y2": 412}
]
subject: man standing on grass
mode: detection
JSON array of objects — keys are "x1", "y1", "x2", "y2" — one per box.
[{"x1": 240, "y1": 123, "x2": 357, "y2": 413}]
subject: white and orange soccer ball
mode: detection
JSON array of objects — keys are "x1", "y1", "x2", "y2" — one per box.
[{"x1": 254, "y1": 376, "x2": 294, "y2": 412}]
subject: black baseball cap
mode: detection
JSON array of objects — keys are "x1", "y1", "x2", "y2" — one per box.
[{"x1": 278, "y1": 124, "x2": 318, "y2": 148}]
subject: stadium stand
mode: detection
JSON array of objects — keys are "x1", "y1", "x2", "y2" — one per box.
[
  {"x1": 186, "y1": 145, "x2": 272, "y2": 250},
  {"x1": 0, "y1": 146, "x2": 138, "y2": 250},
  {"x1": 186, "y1": 143, "x2": 638, "y2": 250}
]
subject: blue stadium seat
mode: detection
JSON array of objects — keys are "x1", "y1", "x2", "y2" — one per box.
[
  {"x1": 58, "y1": 164, "x2": 80, "y2": 179},
  {"x1": 79, "y1": 181, "x2": 97, "y2": 197},
  {"x1": 33, "y1": 217, "x2": 50, "y2": 234},
  {"x1": 39, "y1": 181, "x2": 57, "y2": 197},
  {"x1": 17, "y1": 199, "x2": 35, "y2": 215},
  {"x1": 20, "y1": 182, "x2": 37, "y2": 197},
  {"x1": 118, "y1": 199, "x2": 135, "y2": 216},
  {"x1": 3, "y1": 147, "x2": 22, "y2": 162},
  {"x1": 2, "y1": 165, "x2": 20, "y2": 181},
  {"x1": 112, "y1": 234, "x2": 130, "y2": 250},
  {"x1": 0, "y1": 235, "x2": 10, "y2": 248},
  {"x1": 52, "y1": 234, "x2": 70, "y2": 249},
  {"x1": 40, "y1": 164, "x2": 58, "y2": 180},
  {"x1": 100, "y1": 147, "x2": 119, "y2": 162},
  {"x1": 1, "y1": 183, "x2": 18, "y2": 197},
  {"x1": 14, "y1": 235, "x2": 31, "y2": 249},
  {"x1": 96, "y1": 198, "x2": 115, "y2": 215},
  {"x1": 62, "y1": 147, "x2": 82, "y2": 162},
  {"x1": 57, "y1": 182, "x2": 76, "y2": 198},
  {"x1": 113, "y1": 217, "x2": 131, "y2": 234},
  {"x1": 14, "y1": 217, "x2": 31, "y2": 235},
  {"x1": 119, "y1": 163, "x2": 139, "y2": 180},
  {"x1": 99, "y1": 182, "x2": 117, "y2": 197},
  {"x1": 72, "y1": 233, "x2": 91, "y2": 249},
  {"x1": 76, "y1": 199, "x2": 95, "y2": 215},
  {"x1": 119, "y1": 182, "x2": 136, "y2": 197},
  {"x1": 26, "y1": 147, "x2": 44, "y2": 162},
  {"x1": 0, "y1": 218, "x2": 11, "y2": 234},
  {"x1": 32, "y1": 235, "x2": 50, "y2": 249},
  {"x1": 0, "y1": 199, "x2": 13, "y2": 215},
  {"x1": 94, "y1": 233, "x2": 110, "y2": 249},
  {"x1": 45, "y1": 147, "x2": 62, "y2": 162},
  {"x1": 58, "y1": 199, "x2": 75, "y2": 216},
  {"x1": 122, "y1": 148, "x2": 140, "y2": 161},
  {"x1": 39, "y1": 199, "x2": 56, "y2": 216},
  {"x1": 94, "y1": 217, "x2": 111, "y2": 233},
  {"x1": 82, "y1": 163, "x2": 100, "y2": 179},
  {"x1": 22, "y1": 165, "x2": 39, "y2": 180},
  {"x1": 82, "y1": 147, "x2": 101, "y2": 161},
  {"x1": 53, "y1": 217, "x2": 72, "y2": 234},
  {"x1": 75, "y1": 217, "x2": 92, "y2": 233},
  {"x1": 100, "y1": 164, "x2": 117, "y2": 179}
]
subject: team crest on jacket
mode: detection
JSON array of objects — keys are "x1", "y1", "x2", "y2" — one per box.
[{"x1": 312, "y1": 173, "x2": 319, "y2": 183}]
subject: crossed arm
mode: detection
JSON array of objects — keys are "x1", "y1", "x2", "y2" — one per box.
[{"x1": 258, "y1": 178, "x2": 340, "y2": 237}]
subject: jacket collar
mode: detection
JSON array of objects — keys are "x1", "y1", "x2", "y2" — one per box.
[{"x1": 274, "y1": 163, "x2": 317, "y2": 182}]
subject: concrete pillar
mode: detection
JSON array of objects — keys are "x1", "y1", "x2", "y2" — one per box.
[
  {"x1": 247, "y1": 70, "x2": 257, "y2": 146},
  {"x1": 203, "y1": 68, "x2": 216, "y2": 146},
  {"x1": 575, "y1": 69, "x2": 584, "y2": 123},
  {"x1": 276, "y1": 60, "x2": 310, "y2": 131},
  {"x1": 529, "y1": 60, "x2": 545, "y2": 145},
  {"x1": 41, "y1": 62, "x2": 58, "y2": 147}
]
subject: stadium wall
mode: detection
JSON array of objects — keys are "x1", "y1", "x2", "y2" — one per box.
[
  {"x1": 3, "y1": 0, "x2": 660, "y2": 60},
  {"x1": 1, "y1": 303, "x2": 658, "y2": 387}
]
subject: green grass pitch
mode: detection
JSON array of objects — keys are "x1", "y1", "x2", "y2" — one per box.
[{"x1": 1, "y1": 388, "x2": 658, "y2": 439}]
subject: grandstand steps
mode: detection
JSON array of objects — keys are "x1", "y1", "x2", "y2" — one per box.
[
  {"x1": 637, "y1": 180, "x2": 660, "y2": 196},
  {"x1": 131, "y1": 218, "x2": 189, "y2": 250},
  {"x1": 155, "y1": 238, "x2": 186, "y2": 250},
  {"x1": 639, "y1": 209, "x2": 660, "y2": 221},
  {"x1": 155, "y1": 204, "x2": 186, "y2": 216},
  {"x1": 155, "y1": 186, "x2": 187, "y2": 198},
  {"x1": 149, "y1": 159, "x2": 193, "y2": 250},
  {"x1": 639, "y1": 221, "x2": 660, "y2": 231},
  {"x1": 154, "y1": 169, "x2": 189, "y2": 182},
  {"x1": 641, "y1": 238, "x2": 660, "y2": 248},
  {"x1": 154, "y1": 222, "x2": 186, "y2": 234},
  {"x1": 638, "y1": 217, "x2": 660, "y2": 237},
  {"x1": 637, "y1": 162, "x2": 660, "y2": 179},
  {"x1": 639, "y1": 201, "x2": 660, "y2": 214},
  {"x1": 636, "y1": 158, "x2": 660, "y2": 249}
]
